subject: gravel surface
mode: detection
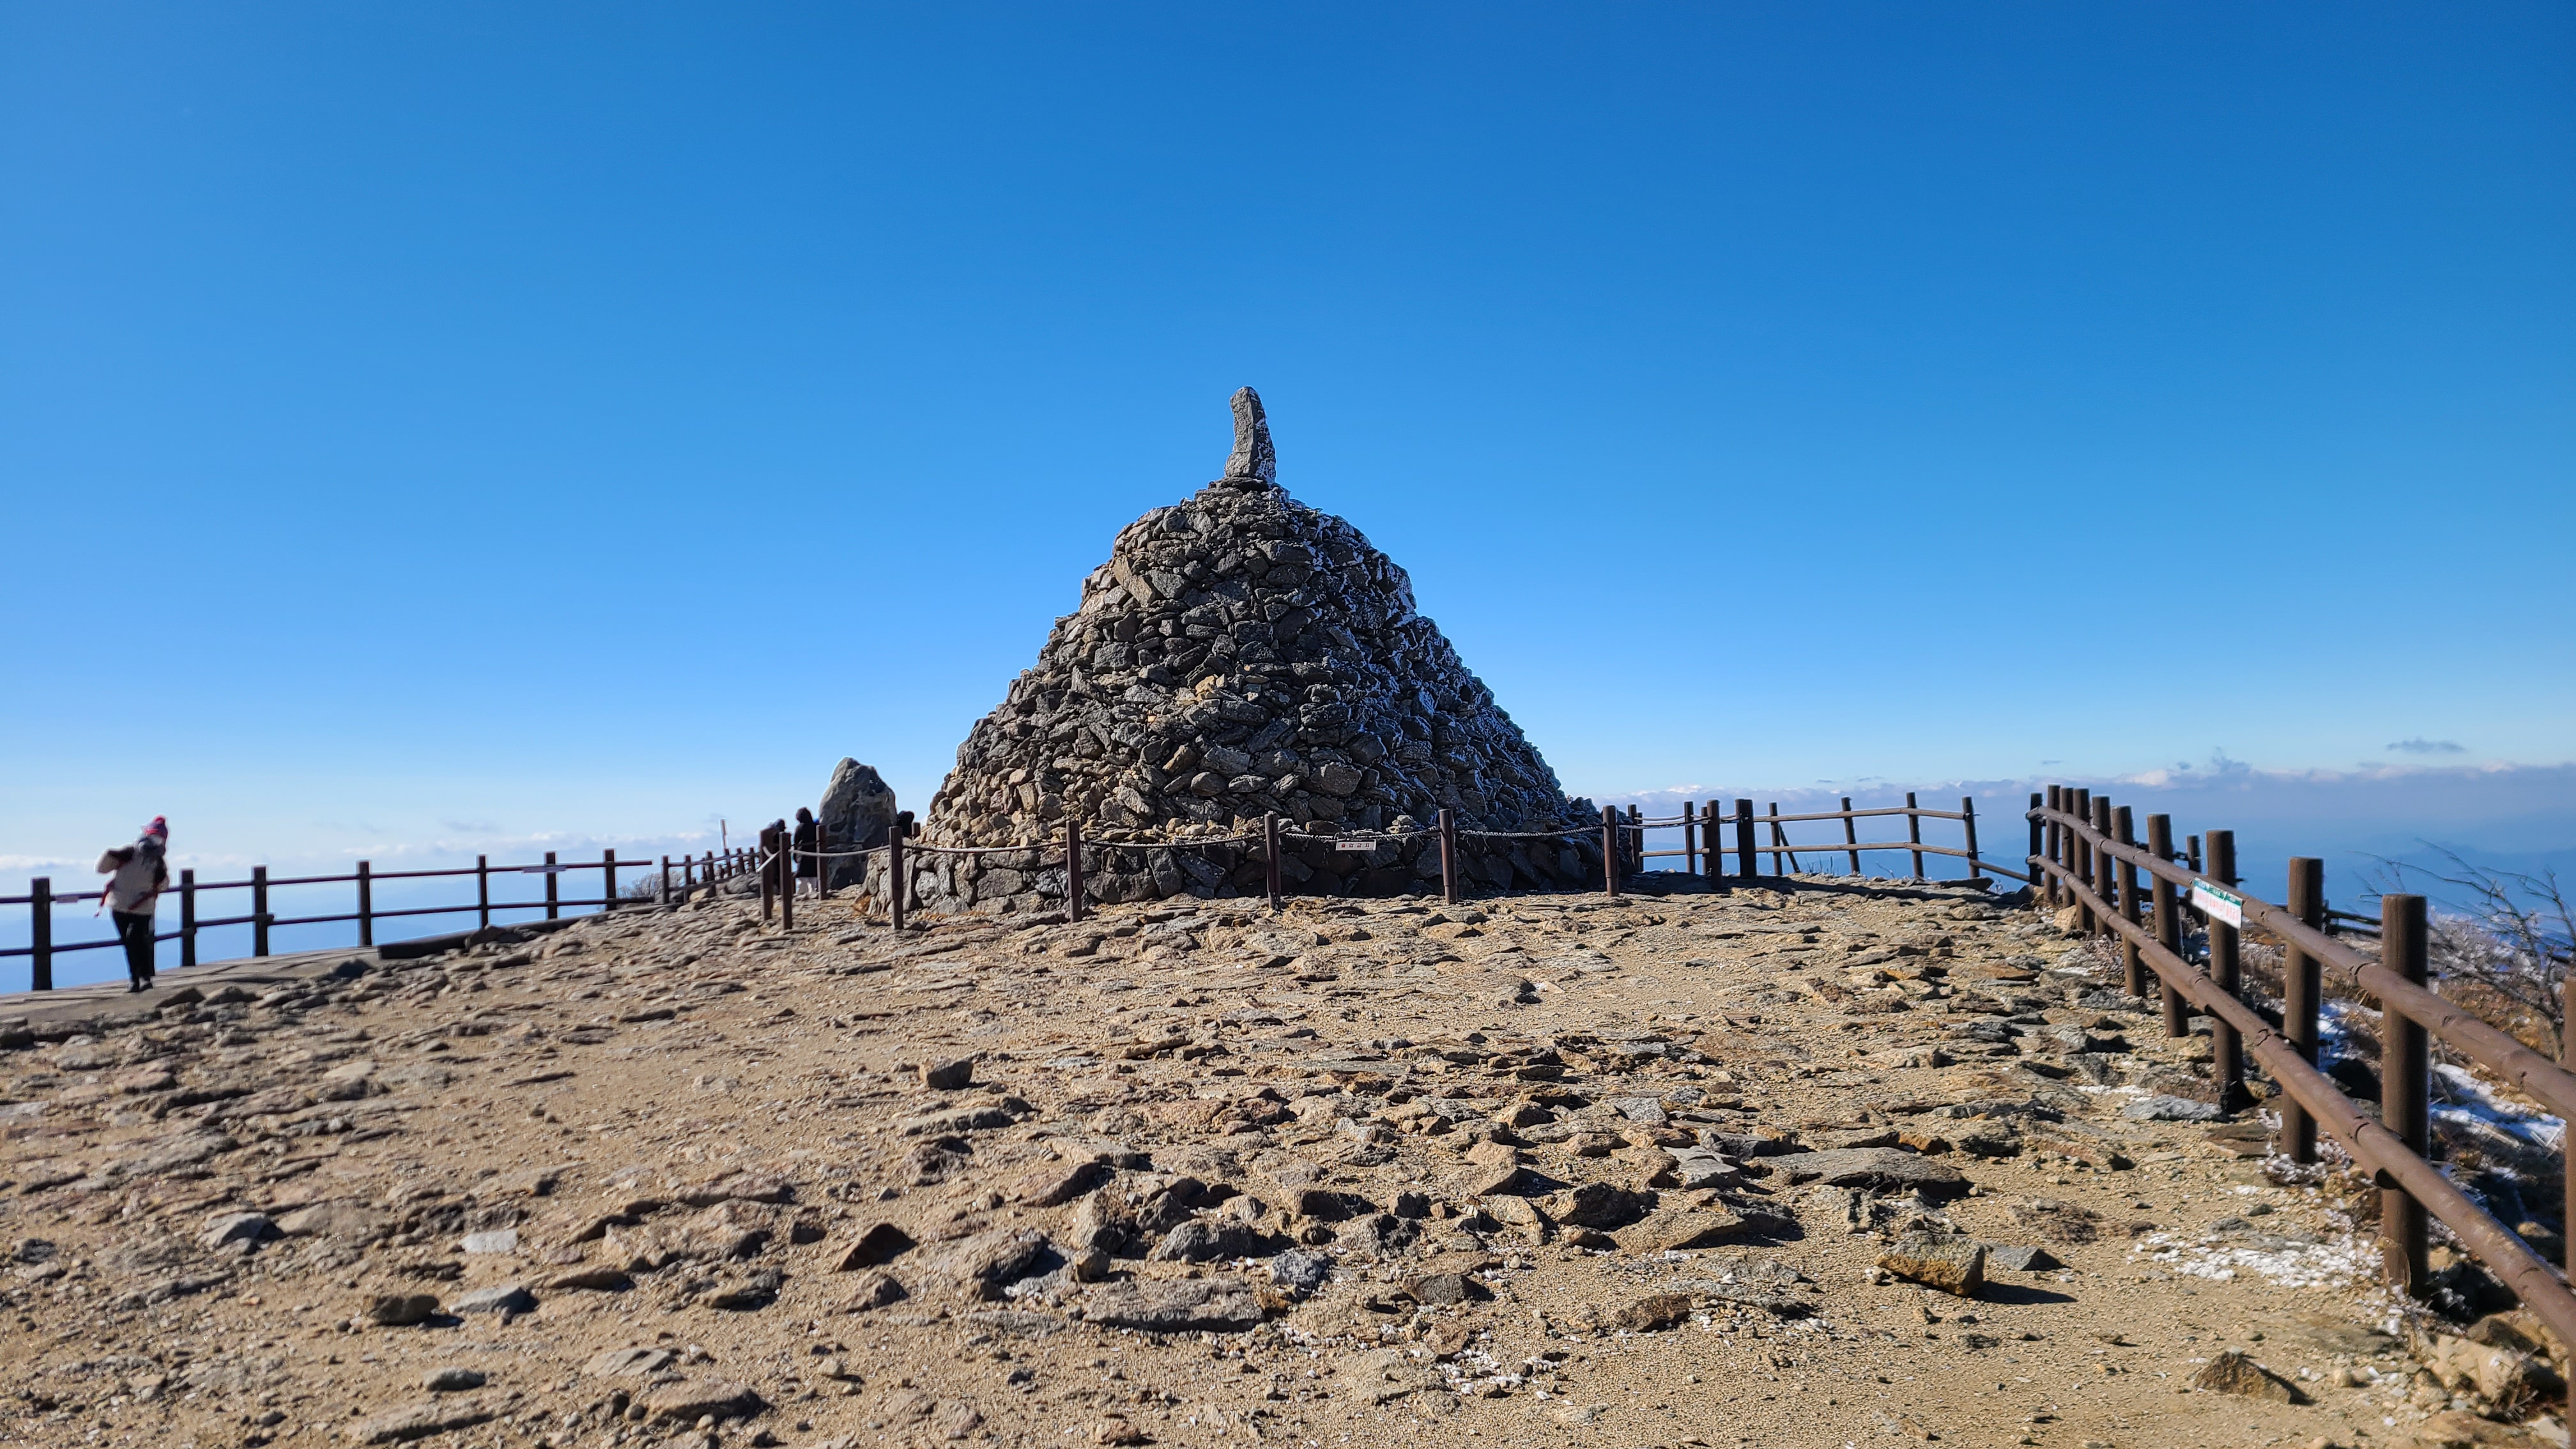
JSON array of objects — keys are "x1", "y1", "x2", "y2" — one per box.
[{"x1": 1, "y1": 877, "x2": 2557, "y2": 1449}]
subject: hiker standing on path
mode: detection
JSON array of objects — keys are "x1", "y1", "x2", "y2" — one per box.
[
  {"x1": 792, "y1": 808, "x2": 820, "y2": 898},
  {"x1": 96, "y1": 816, "x2": 169, "y2": 992}
]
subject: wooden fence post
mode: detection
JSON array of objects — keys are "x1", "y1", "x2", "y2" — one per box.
[
  {"x1": 1264, "y1": 813, "x2": 1283, "y2": 911},
  {"x1": 1766, "y1": 804, "x2": 1784, "y2": 876},
  {"x1": 29, "y1": 878, "x2": 49, "y2": 992},
  {"x1": 1066, "y1": 816, "x2": 1085, "y2": 924},
  {"x1": 659, "y1": 856, "x2": 671, "y2": 908},
  {"x1": 1600, "y1": 806, "x2": 1620, "y2": 897},
  {"x1": 1437, "y1": 808, "x2": 1457, "y2": 905},
  {"x1": 1628, "y1": 804, "x2": 1644, "y2": 876},
  {"x1": 2084, "y1": 793, "x2": 2108, "y2": 935},
  {"x1": 544, "y1": 851, "x2": 561, "y2": 921},
  {"x1": 2043, "y1": 786, "x2": 2064, "y2": 905},
  {"x1": 776, "y1": 836, "x2": 793, "y2": 931},
  {"x1": 758, "y1": 827, "x2": 774, "y2": 923},
  {"x1": 252, "y1": 866, "x2": 270, "y2": 958},
  {"x1": 477, "y1": 855, "x2": 490, "y2": 931},
  {"x1": 1734, "y1": 800, "x2": 1756, "y2": 882},
  {"x1": 2283, "y1": 857, "x2": 2325, "y2": 1164},
  {"x1": 2111, "y1": 806, "x2": 2150, "y2": 1006},
  {"x1": 2205, "y1": 829, "x2": 2245, "y2": 1108},
  {"x1": 357, "y1": 861, "x2": 373, "y2": 947},
  {"x1": 1961, "y1": 797, "x2": 1981, "y2": 881},
  {"x1": 2381, "y1": 892, "x2": 2432, "y2": 1296},
  {"x1": 1703, "y1": 803, "x2": 1724, "y2": 888},
  {"x1": 2067, "y1": 788, "x2": 2089, "y2": 921},
  {"x1": 1682, "y1": 800, "x2": 1697, "y2": 875},
  {"x1": 2147, "y1": 809, "x2": 2182, "y2": 1016},
  {"x1": 603, "y1": 849, "x2": 619, "y2": 916},
  {"x1": 1841, "y1": 798, "x2": 1861, "y2": 876},
  {"x1": 2026, "y1": 792, "x2": 2043, "y2": 900},
  {"x1": 180, "y1": 868, "x2": 197, "y2": 969},
  {"x1": 2187, "y1": 835, "x2": 2202, "y2": 875},
  {"x1": 890, "y1": 811, "x2": 912, "y2": 931},
  {"x1": 1905, "y1": 792, "x2": 1926, "y2": 881}
]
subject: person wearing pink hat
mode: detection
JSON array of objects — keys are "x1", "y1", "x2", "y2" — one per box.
[{"x1": 96, "y1": 817, "x2": 169, "y2": 992}]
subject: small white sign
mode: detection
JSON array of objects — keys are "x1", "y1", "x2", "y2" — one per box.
[
  {"x1": 2191, "y1": 881, "x2": 2245, "y2": 928},
  {"x1": 1333, "y1": 840, "x2": 1379, "y2": 853}
]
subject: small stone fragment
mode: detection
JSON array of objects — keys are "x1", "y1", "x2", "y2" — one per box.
[
  {"x1": 832, "y1": 1221, "x2": 915, "y2": 1269},
  {"x1": 2189, "y1": 1349, "x2": 2301, "y2": 1402},
  {"x1": 199, "y1": 1211, "x2": 276, "y2": 1250},
  {"x1": 920, "y1": 1057, "x2": 974, "y2": 1091},
  {"x1": 364, "y1": 1293, "x2": 441, "y2": 1328},
  {"x1": 1609, "y1": 1293, "x2": 1692, "y2": 1333},
  {"x1": 423, "y1": 1367, "x2": 486, "y2": 1393},
  {"x1": 1876, "y1": 1234, "x2": 1985, "y2": 1297}
]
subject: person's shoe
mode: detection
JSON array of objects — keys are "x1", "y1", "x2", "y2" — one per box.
[{"x1": 127, "y1": 981, "x2": 142, "y2": 993}]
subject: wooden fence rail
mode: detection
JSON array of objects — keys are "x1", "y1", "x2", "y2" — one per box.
[
  {"x1": 3, "y1": 847, "x2": 772, "y2": 992},
  {"x1": 2028, "y1": 789, "x2": 2576, "y2": 1349}
]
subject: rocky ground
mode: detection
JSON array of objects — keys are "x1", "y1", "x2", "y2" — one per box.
[{"x1": 3, "y1": 877, "x2": 2567, "y2": 1449}]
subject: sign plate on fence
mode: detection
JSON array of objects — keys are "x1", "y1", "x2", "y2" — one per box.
[
  {"x1": 2191, "y1": 880, "x2": 2245, "y2": 928},
  {"x1": 1333, "y1": 840, "x2": 1379, "y2": 853}
]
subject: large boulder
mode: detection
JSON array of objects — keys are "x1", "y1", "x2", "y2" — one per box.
[
  {"x1": 866, "y1": 388, "x2": 1597, "y2": 917},
  {"x1": 819, "y1": 759, "x2": 898, "y2": 889}
]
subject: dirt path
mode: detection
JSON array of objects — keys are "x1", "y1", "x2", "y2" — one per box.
[{"x1": 0, "y1": 878, "x2": 2555, "y2": 1449}]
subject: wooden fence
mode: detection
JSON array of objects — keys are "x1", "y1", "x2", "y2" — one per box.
[
  {"x1": 2030, "y1": 785, "x2": 2576, "y2": 1347},
  {"x1": 2, "y1": 846, "x2": 769, "y2": 993}
]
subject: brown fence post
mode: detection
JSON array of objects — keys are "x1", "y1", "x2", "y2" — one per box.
[
  {"x1": 1841, "y1": 797, "x2": 1861, "y2": 876},
  {"x1": 1682, "y1": 800, "x2": 1697, "y2": 875},
  {"x1": 356, "y1": 860, "x2": 374, "y2": 947},
  {"x1": 2146, "y1": 809, "x2": 2182, "y2": 1009},
  {"x1": 2085, "y1": 793, "x2": 2110, "y2": 935},
  {"x1": 2205, "y1": 829, "x2": 2246, "y2": 1109},
  {"x1": 1703, "y1": 803, "x2": 1724, "y2": 888},
  {"x1": 889, "y1": 811, "x2": 912, "y2": 931},
  {"x1": 604, "y1": 848, "x2": 619, "y2": 917},
  {"x1": 776, "y1": 839, "x2": 793, "y2": 931},
  {"x1": 1264, "y1": 813, "x2": 1283, "y2": 911},
  {"x1": 28, "y1": 878, "x2": 50, "y2": 992},
  {"x1": 2071, "y1": 783, "x2": 2091, "y2": 917},
  {"x1": 1905, "y1": 792, "x2": 1926, "y2": 881},
  {"x1": 544, "y1": 850, "x2": 562, "y2": 921},
  {"x1": 2187, "y1": 834, "x2": 2202, "y2": 875},
  {"x1": 253, "y1": 866, "x2": 271, "y2": 958},
  {"x1": 1066, "y1": 816, "x2": 1085, "y2": 924},
  {"x1": 758, "y1": 829, "x2": 774, "y2": 923},
  {"x1": 659, "y1": 856, "x2": 671, "y2": 908},
  {"x1": 2381, "y1": 892, "x2": 2432, "y2": 1296},
  {"x1": 179, "y1": 868, "x2": 197, "y2": 969},
  {"x1": 1734, "y1": 800, "x2": 1756, "y2": 881},
  {"x1": 2283, "y1": 857, "x2": 2325, "y2": 1164},
  {"x1": 1437, "y1": 808, "x2": 1457, "y2": 905},
  {"x1": 2112, "y1": 807, "x2": 2152, "y2": 1009},
  {"x1": 1766, "y1": 804, "x2": 1784, "y2": 875},
  {"x1": 2026, "y1": 792, "x2": 2043, "y2": 899},
  {"x1": 477, "y1": 855, "x2": 490, "y2": 931},
  {"x1": 1601, "y1": 806, "x2": 1620, "y2": 897},
  {"x1": 1961, "y1": 797, "x2": 1981, "y2": 882},
  {"x1": 2043, "y1": 786, "x2": 2062, "y2": 905}
]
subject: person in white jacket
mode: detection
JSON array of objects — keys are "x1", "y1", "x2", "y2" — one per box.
[{"x1": 96, "y1": 817, "x2": 169, "y2": 992}]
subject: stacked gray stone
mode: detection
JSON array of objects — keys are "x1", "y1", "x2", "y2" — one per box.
[{"x1": 861, "y1": 388, "x2": 1598, "y2": 917}]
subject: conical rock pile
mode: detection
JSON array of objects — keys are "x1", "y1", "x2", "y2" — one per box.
[{"x1": 866, "y1": 389, "x2": 1597, "y2": 914}]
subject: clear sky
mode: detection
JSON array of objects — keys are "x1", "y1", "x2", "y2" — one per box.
[{"x1": 4, "y1": 3, "x2": 2571, "y2": 887}]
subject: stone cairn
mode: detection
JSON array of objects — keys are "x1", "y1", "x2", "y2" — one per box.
[{"x1": 859, "y1": 388, "x2": 1598, "y2": 917}]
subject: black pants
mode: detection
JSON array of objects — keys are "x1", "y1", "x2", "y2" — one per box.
[{"x1": 112, "y1": 910, "x2": 156, "y2": 984}]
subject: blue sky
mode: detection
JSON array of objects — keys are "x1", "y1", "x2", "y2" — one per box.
[{"x1": 4, "y1": 4, "x2": 2571, "y2": 906}]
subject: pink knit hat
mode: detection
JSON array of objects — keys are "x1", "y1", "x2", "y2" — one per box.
[{"x1": 143, "y1": 817, "x2": 167, "y2": 838}]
